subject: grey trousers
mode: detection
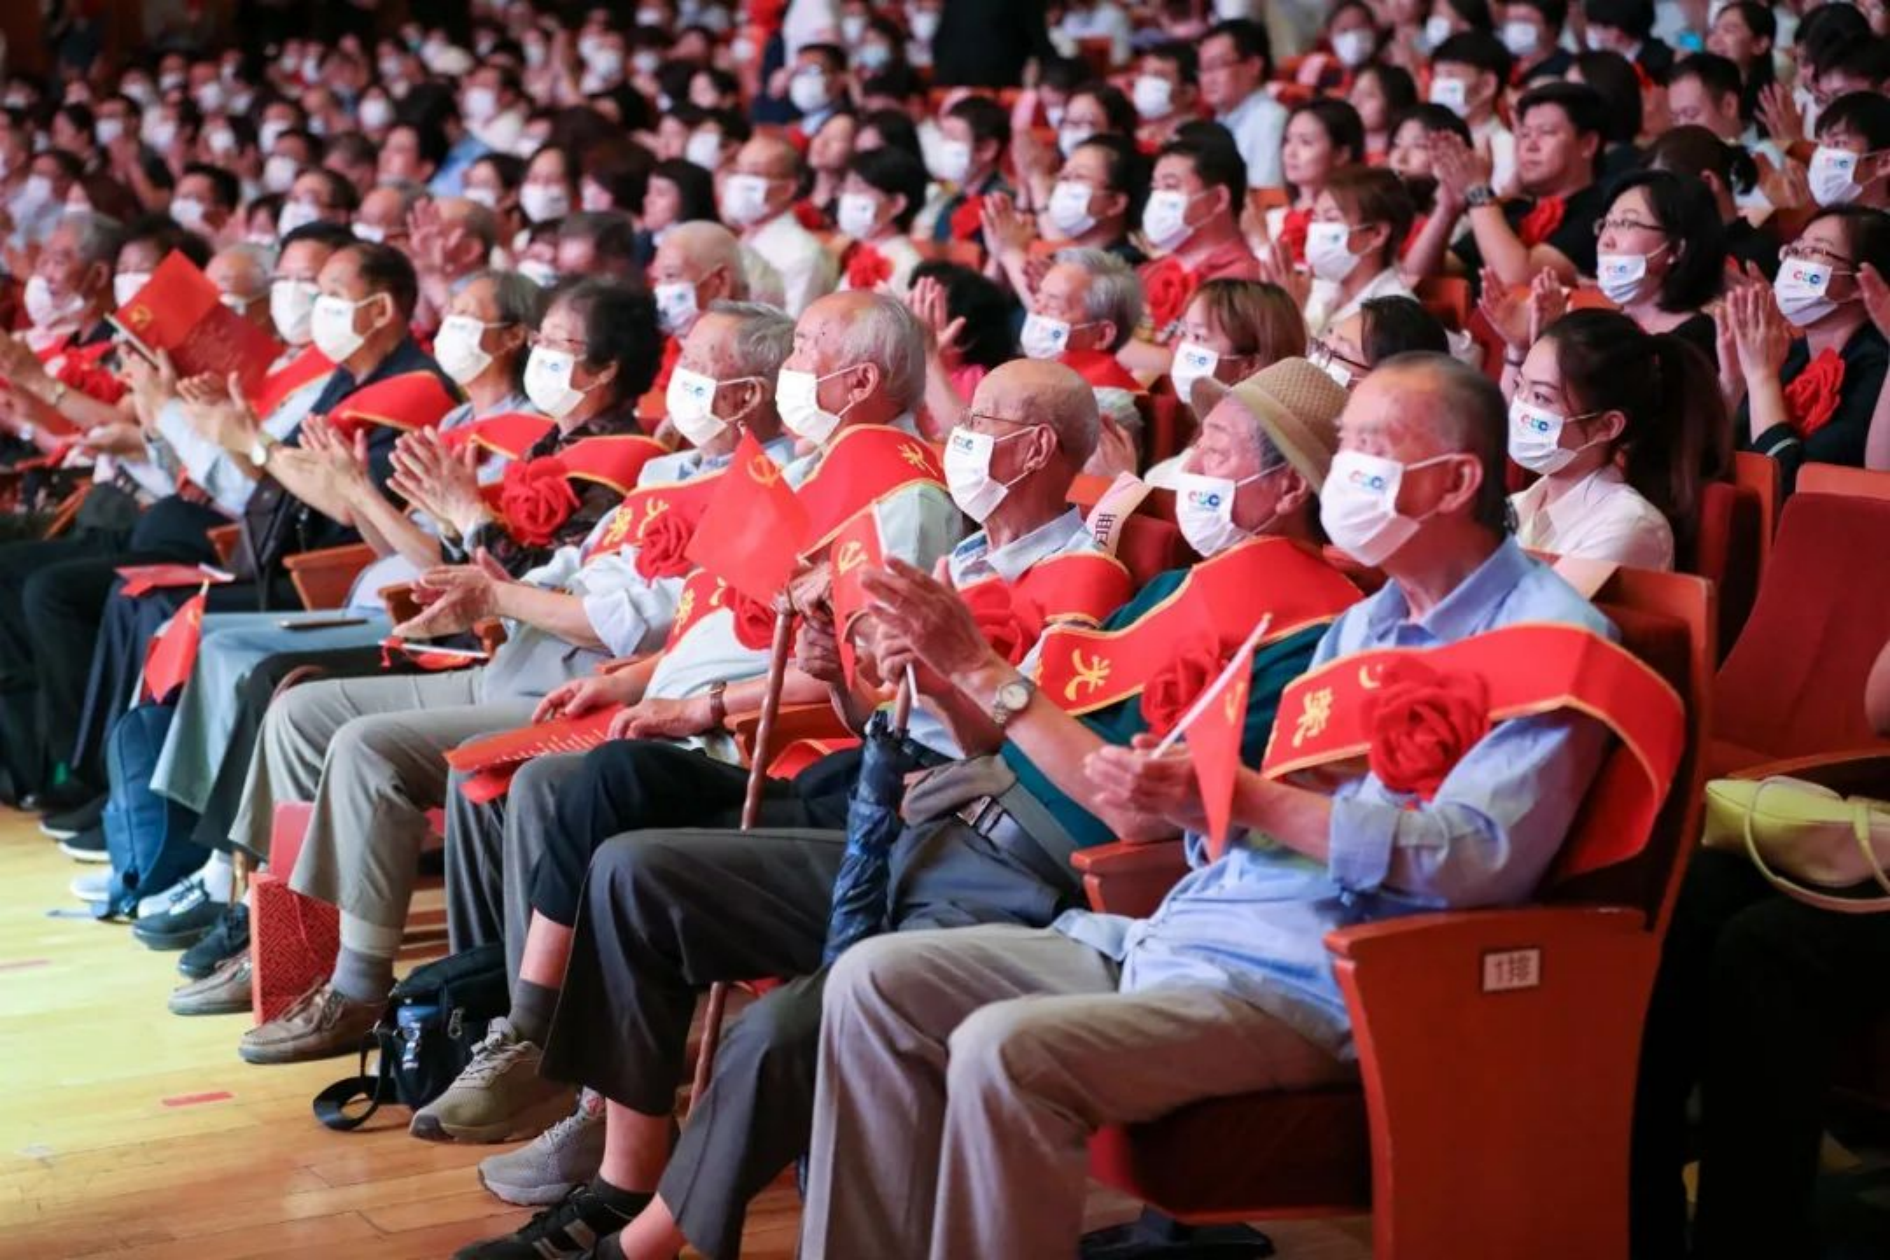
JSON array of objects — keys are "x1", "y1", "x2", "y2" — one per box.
[
  {"x1": 540, "y1": 814, "x2": 1079, "y2": 1260},
  {"x1": 800, "y1": 925, "x2": 1354, "y2": 1260},
  {"x1": 228, "y1": 667, "x2": 534, "y2": 930},
  {"x1": 443, "y1": 750, "x2": 589, "y2": 986}
]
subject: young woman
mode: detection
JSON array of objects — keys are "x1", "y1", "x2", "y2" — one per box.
[
  {"x1": 1644, "y1": 126, "x2": 1776, "y2": 280},
  {"x1": 1592, "y1": 169, "x2": 1726, "y2": 360},
  {"x1": 1509, "y1": 309, "x2": 1728, "y2": 569},
  {"x1": 1295, "y1": 1, "x2": 1384, "y2": 95},
  {"x1": 803, "y1": 111, "x2": 858, "y2": 227},
  {"x1": 635, "y1": 157, "x2": 717, "y2": 264},
  {"x1": 1266, "y1": 99, "x2": 1366, "y2": 266},
  {"x1": 1301, "y1": 164, "x2": 1418, "y2": 337},
  {"x1": 1350, "y1": 63, "x2": 1419, "y2": 165},
  {"x1": 519, "y1": 143, "x2": 579, "y2": 225},
  {"x1": 835, "y1": 145, "x2": 928, "y2": 295}
]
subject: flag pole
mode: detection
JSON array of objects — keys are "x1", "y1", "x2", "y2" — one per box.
[{"x1": 1153, "y1": 615, "x2": 1273, "y2": 755}]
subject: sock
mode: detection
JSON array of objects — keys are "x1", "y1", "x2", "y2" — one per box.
[
  {"x1": 201, "y1": 851, "x2": 234, "y2": 904},
  {"x1": 587, "y1": 1175, "x2": 653, "y2": 1221},
  {"x1": 509, "y1": 979, "x2": 560, "y2": 1045},
  {"x1": 330, "y1": 946, "x2": 396, "y2": 1004}
]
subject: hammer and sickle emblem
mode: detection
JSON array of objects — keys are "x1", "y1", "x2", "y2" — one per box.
[
  {"x1": 1062, "y1": 649, "x2": 1112, "y2": 702},
  {"x1": 1291, "y1": 686, "x2": 1335, "y2": 749},
  {"x1": 1358, "y1": 663, "x2": 1385, "y2": 690},
  {"x1": 1222, "y1": 678, "x2": 1248, "y2": 724},
  {"x1": 124, "y1": 304, "x2": 153, "y2": 330},
  {"x1": 749, "y1": 456, "x2": 782, "y2": 487},
  {"x1": 835, "y1": 539, "x2": 867, "y2": 574},
  {"x1": 631, "y1": 497, "x2": 668, "y2": 541}
]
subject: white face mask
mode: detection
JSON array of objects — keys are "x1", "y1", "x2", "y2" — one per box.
[
  {"x1": 463, "y1": 86, "x2": 498, "y2": 124},
  {"x1": 263, "y1": 153, "x2": 300, "y2": 195},
  {"x1": 1500, "y1": 19, "x2": 1541, "y2": 57},
  {"x1": 1214, "y1": 0, "x2": 1249, "y2": 18},
  {"x1": 1427, "y1": 76, "x2": 1469, "y2": 117},
  {"x1": 24, "y1": 275, "x2": 84, "y2": 329},
  {"x1": 685, "y1": 130, "x2": 724, "y2": 171},
  {"x1": 1142, "y1": 188, "x2": 1202, "y2": 250},
  {"x1": 837, "y1": 191, "x2": 882, "y2": 239},
  {"x1": 271, "y1": 278, "x2": 319, "y2": 343},
  {"x1": 170, "y1": 195, "x2": 209, "y2": 231},
  {"x1": 1170, "y1": 340, "x2": 1221, "y2": 404},
  {"x1": 196, "y1": 82, "x2": 227, "y2": 113},
  {"x1": 95, "y1": 117, "x2": 124, "y2": 146},
  {"x1": 1057, "y1": 124, "x2": 1094, "y2": 158},
  {"x1": 1423, "y1": 14, "x2": 1454, "y2": 48},
  {"x1": 944, "y1": 425, "x2": 1036, "y2": 523},
  {"x1": 464, "y1": 185, "x2": 500, "y2": 210},
  {"x1": 146, "y1": 118, "x2": 177, "y2": 150},
  {"x1": 1508, "y1": 397, "x2": 1602, "y2": 475},
  {"x1": 1809, "y1": 145, "x2": 1870, "y2": 207},
  {"x1": 520, "y1": 182, "x2": 571, "y2": 223},
  {"x1": 586, "y1": 48, "x2": 625, "y2": 80},
  {"x1": 434, "y1": 314, "x2": 495, "y2": 385},
  {"x1": 932, "y1": 138, "x2": 972, "y2": 185},
  {"x1": 1305, "y1": 221, "x2": 1362, "y2": 282},
  {"x1": 1320, "y1": 449, "x2": 1457, "y2": 567},
  {"x1": 857, "y1": 42, "x2": 893, "y2": 70},
  {"x1": 17, "y1": 174, "x2": 56, "y2": 212},
  {"x1": 665, "y1": 366, "x2": 729, "y2": 447},
  {"x1": 1774, "y1": 255, "x2": 1843, "y2": 327},
  {"x1": 1045, "y1": 104, "x2": 1066, "y2": 129},
  {"x1": 1176, "y1": 470, "x2": 1263, "y2": 556},
  {"x1": 776, "y1": 364, "x2": 857, "y2": 444},
  {"x1": 1331, "y1": 28, "x2": 1374, "y2": 68},
  {"x1": 633, "y1": 49, "x2": 663, "y2": 76},
  {"x1": 653, "y1": 280, "x2": 700, "y2": 335},
  {"x1": 841, "y1": 13, "x2": 868, "y2": 43},
  {"x1": 910, "y1": 8, "x2": 941, "y2": 41},
  {"x1": 1133, "y1": 74, "x2": 1174, "y2": 121},
  {"x1": 1595, "y1": 249, "x2": 1661, "y2": 306},
  {"x1": 1046, "y1": 180, "x2": 1098, "y2": 238},
  {"x1": 518, "y1": 258, "x2": 559, "y2": 288},
  {"x1": 720, "y1": 172, "x2": 773, "y2": 226},
  {"x1": 1020, "y1": 312, "x2": 1075, "y2": 360},
  {"x1": 524, "y1": 344, "x2": 593, "y2": 418},
  {"x1": 353, "y1": 222, "x2": 387, "y2": 244},
  {"x1": 113, "y1": 272, "x2": 150, "y2": 308},
  {"x1": 360, "y1": 96, "x2": 395, "y2": 131},
  {"x1": 789, "y1": 70, "x2": 832, "y2": 114},
  {"x1": 277, "y1": 197, "x2": 322, "y2": 236},
  {"x1": 311, "y1": 292, "x2": 382, "y2": 362},
  {"x1": 206, "y1": 127, "x2": 238, "y2": 156},
  {"x1": 259, "y1": 119, "x2": 290, "y2": 154}
]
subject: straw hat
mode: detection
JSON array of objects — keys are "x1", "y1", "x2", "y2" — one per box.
[{"x1": 1188, "y1": 357, "x2": 1350, "y2": 487}]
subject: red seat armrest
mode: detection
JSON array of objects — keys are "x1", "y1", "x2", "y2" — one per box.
[{"x1": 1071, "y1": 840, "x2": 1188, "y2": 918}]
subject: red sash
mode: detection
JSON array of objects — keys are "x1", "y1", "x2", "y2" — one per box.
[
  {"x1": 581, "y1": 464, "x2": 729, "y2": 567},
  {"x1": 1060, "y1": 349, "x2": 1145, "y2": 395},
  {"x1": 324, "y1": 370, "x2": 460, "y2": 439},
  {"x1": 249, "y1": 347, "x2": 334, "y2": 420},
  {"x1": 557, "y1": 434, "x2": 671, "y2": 495},
  {"x1": 1260, "y1": 622, "x2": 1686, "y2": 877},
  {"x1": 451, "y1": 411, "x2": 554, "y2": 460},
  {"x1": 794, "y1": 424, "x2": 945, "y2": 556},
  {"x1": 662, "y1": 569, "x2": 777, "y2": 651},
  {"x1": 1034, "y1": 538, "x2": 1361, "y2": 716}
]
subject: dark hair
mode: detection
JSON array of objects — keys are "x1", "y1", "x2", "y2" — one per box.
[
  {"x1": 1509, "y1": 0, "x2": 1569, "y2": 29},
  {"x1": 1808, "y1": 204, "x2": 1890, "y2": 279},
  {"x1": 1801, "y1": 5, "x2": 1871, "y2": 77},
  {"x1": 390, "y1": 118, "x2": 451, "y2": 169},
  {"x1": 1829, "y1": 40, "x2": 1890, "y2": 90},
  {"x1": 1817, "y1": 91, "x2": 1890, "y2": 152},
  {"x1": 279, "y1": 220, "x2": 355, "y2": 252},
  {"x1": 1160, "y1": 125, "x2": 1248, "y2": 208},
  {"x1": 648, "y1": 158, "x2": 717, "y2": 223},
  {"x1": 181, "y1": 161, "x2": 240, "y2": 211},
  {"x1": 55, "y1": 101, "x2": 95, "y2": 138},
  {"x1": 1378, "y1": 351, "x2": 1510, "y2": 533},
  {"x1": 1039, "y1": 54, "x2": 1090, "y2": 95},
  {"x1": 1516, "y1": 81, "x2": 1609, "y2": 172},
  {"x1": 1583, "y1": 0, "x2": 1654, "y2": 39},
  {"x1": 947, "y1": 95, "x2": 1011, "y2": 152},
  {"x1": 848, "y1": 146, "x2": 928, "y2": 231},
  {"x1": 1545, "y1": 308, "x2": 1728, "y2": 540},
  {"x1": 526, "y1": 142, "x2": 581, "y2": 200},
  {"x1": 1604, "y1": 169, "x2": 1724, "y2": 312},
  {"x1": 1075, "y1": 132, "x2": 1152, "y2": 223},
  {"x1": 1289, "y1": 99, "x2": 1366, "y2": 173},
  {"x1": 584, "y1": 142, "x2": 655, "y2": 215},
  {"x1": 1392, "y1": 101, "x2": 1473, "y2": 146},
  {"x1": 1204, "y1": 18, "x2": 1273, "y2": 76},
  {"x1": 800, "y1": 41, "x2": 847, "y2": 75},
  {"x1": 1571, "y1": 51, "x2": 1643, "y2": 143},
  {"x1": 1439, "y1": 0, "x2": 1495, "y2": 31},
  {"x1": 554, "y1": 278, "x2": 661, "y2": 406},
  {"x1": 121, "y1": 214, "x2": 211, "y2": 269},
  {"x1": 1327, "y1": 166, "x2": 1416, "y2": 269},
  {"x1": 1360, "y1": 295, "x2": 1450, "y2": 362},
  {"x1": 692, "y1": 66, "x2": 741, "y2": 103},
  {"x1": 345, "y1": 240, "x2": 420, "y2": 321},
  {"x1": 860, "y1": 64, "x2": 926, "y2": 104},
  {"x1": 1645, "y1": 124, "x2": 1758, "y2": 197},
  {"x1": 301, "y1": 166, "x2": 360, "y2": 214},
  {"x1": 857, "y1": 108, "x2": 923, "y2": 163},
  {"x1": 469, "y1": 150, "x2": 527, "y2": 195},
  {"x1": 1355, "y1": 64, "x2": 1419, "y2": 120},
  {"x1": 909, "y1": 260, "x2": 1012, "y2": 372},
  {"x1": 1432, "y1": 31, "x2": 1513, "y2": 85},
  {"x1": 1670, "y1": 51, "x2": 1742, "y2": 104},
  {"x1": 1147, "y1": 40, "x2": 1198, "y2": 84},
  {"x1": 558, "y1": 210, "x2": 641, "y2": 277},
  {"x1": 1072, "y1": 80, "x2": 1137, "y2": 138}
]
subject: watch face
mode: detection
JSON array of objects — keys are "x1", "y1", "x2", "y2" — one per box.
[{"x1": 997, "y1": 680, "x2": 1032, "y2": 712}]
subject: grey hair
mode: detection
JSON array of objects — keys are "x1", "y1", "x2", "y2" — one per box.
[
  {"x1": 669, "y1": 221, "x2": 751, "y2": 300},
  {"x1": 835, "y1": 292, "x2": 927, "y2": 413},
  {"x1": 1376, "y1": 351, "x2": 1509, "y2": 532},
  {"x1": 709, "y1": 300, "x2": 796, "y2": 380},
  {"x1": 474, "y1": 268, "x2": 550, "y2": 330},
  {"x1": 456, "y1": 198, "x2": 501, "y2": 252},
  {"x1": 1054, "y1": 247, "x2": 1144, "y2": 352},
  {"x1": 373, "y1": 180, "x2": 428, "y2": 218},
  {"x1": 215, "y1": 241, "x2": 276, "y2": 299},
  {"x1": 61, "y1": 211, "x2": 125, "y2": 268}
]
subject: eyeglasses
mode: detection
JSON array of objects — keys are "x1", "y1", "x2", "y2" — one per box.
[
  {"x1": 1779, "y1": 241, "x2": 1857, "y2": 272},
  {"x1": 1593, "y1": 216, "x2": 1663, "y2": 236},
  {"x1": 1308, "y1": 338, "x2": 1368, "y2": 375},
  {"x1": 526, "y1": 331, "x2": 587, "y2": 354},
  {"x1": 964, "y1": 410, "x2": 1037, "y2": 432}
]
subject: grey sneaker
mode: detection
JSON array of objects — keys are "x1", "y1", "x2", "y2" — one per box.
[
  {"x1": 410, "y1": 1016, "x2": 573, "y2": 1144},
  {"x1": 477, "y1": 1088, "x2": 606, "y2": 1206}
]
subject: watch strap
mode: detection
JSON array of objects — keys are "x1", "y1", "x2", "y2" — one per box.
[{"x1": 707, "y1": 680, "x2": 728, "y2": 729}]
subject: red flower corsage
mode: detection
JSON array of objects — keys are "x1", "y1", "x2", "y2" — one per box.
[
  {"x1": 845, "y1": 243, "x2": 894, "y2": 291},
  {"x1": 497, "y1": 457, "x2": 580, "y2": 547},
  {"x1": 1516, "y1": 195, "x2": 1566, "y2": 248},
  {"x1": 1783, "y1": 346, "x2": 1846, "y2": 440},
  {"x1": 1362, "y1": 656, "x2": 1491, "y2": 800},
  {"x1": 948, "y1": 194, "x2": 985, "y2": 243},
  {"x1": 1139, "y1": 635, "x2": 1226, "y2": 739}
]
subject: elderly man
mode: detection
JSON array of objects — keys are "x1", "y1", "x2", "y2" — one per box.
[
  {"x1": 555, "y1": 211, "x2": 642, "y2": 285},
  {"x1": 649, "y1": 221, "x2": 750, "y2": 341},
  {"x1": 452, "y1": 356, "x2": 1132, "y2": 1259},
  {"x1": 352, "y1": 182, "x2": 422, "y2": 250},
  {"x1": 719, "y1": 134, "x2": 837, "y2": 317},
  {"x1": 800, "y1": 354, "x2": 1628, "y2": 1259},
  {"x1": 412, "y1": 196, "x2": 503, "y2": 334}
]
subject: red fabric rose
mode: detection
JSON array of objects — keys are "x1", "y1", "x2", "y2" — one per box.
[
  {"x1": 1783, "y1": 346, "x2": 1847, "y2": 440},
  {"x1": 845, "y1": 244, "x2": 894, "y2": 291},
  {"x1": 730, "y1": 588, "x2": 782, "y2": 651},
  {"x1": 960, "y1": 582, "x2": 1046, "y2": 666},
  {"x1": 1139, "y1": 256, "x2": 1197, "y2": 339},
  {"x1": 498, "y1": 457, "x2": 580, "y2": 547},
  {"x1": 632, "y1": 510, "x2": 695, "y2": 580},
  {"x1": 1139, "y1": 635, "x2": 1226, "y2": 739},
  {"x1": 1516, "y1": 196, "x2": 1566, "y2": 248},
  {"x1": 949, "y1": 194, "x2": 985, "y2": 243},
  {"x1": 1276, "y1": 206, "x2": 1312, "y2": 266},
  {"x1": 1363, "y1": 656, "x2": 1492, "y2": 800}
]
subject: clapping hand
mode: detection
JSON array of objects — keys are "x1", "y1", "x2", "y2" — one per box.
[
  {"x1": 1720, "y1": 281, "x2": 1793, "y2": 387},
  {"x1": 907, "y1": 276, "x2": 967, "y2": 366},
  {"x1": 390, "y1": 427, "x2": 486, "y2": 536},
  {"x1": 394, "y1": 547, "x2": 509, "y2": 638}
]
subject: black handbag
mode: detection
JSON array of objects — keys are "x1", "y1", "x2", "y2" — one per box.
[{"x1": 313, "y1": 943, "x2": 509, "y2": 1131}]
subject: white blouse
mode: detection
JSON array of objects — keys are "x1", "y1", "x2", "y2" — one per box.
[{"x1": 1511, "y1": 464, "x2": 1675, "y2": 572}]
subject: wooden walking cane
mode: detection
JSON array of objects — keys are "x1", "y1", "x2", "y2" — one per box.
[{"x1": 687, "y1": 606, "x2": 799, "y2": 1116}]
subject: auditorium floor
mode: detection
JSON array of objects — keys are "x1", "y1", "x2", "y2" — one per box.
[{"x1": 0, "y1": 809, "x2": 1373, "y2": 1259}]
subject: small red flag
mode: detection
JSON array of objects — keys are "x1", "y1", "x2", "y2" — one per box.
[
  {"x1": 142, "y1": 591, "x2": 208, "y2": 703},
  {"x1": 684, "y1": 429, "x2": 809, "y2": 604},
  {"x1": 1188, "y1": 638, "x2": 1255, "y2": 862}
]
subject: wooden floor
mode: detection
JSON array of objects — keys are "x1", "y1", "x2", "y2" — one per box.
[{"x1": 0, "y1": 808, "x2": 1372, "y2": 1259}]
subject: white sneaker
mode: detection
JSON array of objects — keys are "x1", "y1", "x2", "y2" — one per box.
[
  {"x1": 477, "y1": 1088, "x2": 606, "y2": 1206},
  {"x1": 70, "y1": 871, "x2": 112, "y2": 903}
]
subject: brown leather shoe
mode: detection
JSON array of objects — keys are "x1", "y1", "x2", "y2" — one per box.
[
  {"x1": 169, "y1": 954, "x2": 253, "y2": 1017},
  {"x1": 238, "y1": 980, "x2": 384, "y2": 1065}
]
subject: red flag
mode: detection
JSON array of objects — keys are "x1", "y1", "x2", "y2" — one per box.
[
  {"x1": 143, "y1": 591, "x2": 208, "y2": 703},
  {"x1": 1187, "y1": 637, "x2": 1255, "y2": 862},
  {"x1": 827, "y1": 509, "x2": 885, "y2": 686},
  {"x1": 684, "y1": 429, "x2": 809, "y2": 604}
]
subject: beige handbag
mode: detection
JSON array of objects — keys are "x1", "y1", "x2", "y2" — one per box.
[{"x1": 1702, "y1": 777, "x2": 1890, "y2": 914}]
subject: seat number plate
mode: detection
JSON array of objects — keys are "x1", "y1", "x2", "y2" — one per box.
[{"x1": 1481, "y1": 948, "x2": 1542, "y2": 993}]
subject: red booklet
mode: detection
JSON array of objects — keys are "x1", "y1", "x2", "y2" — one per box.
[
  {"x1": 110, "y1": 250, "x2": 281, "y2": 401},
  {"x1": 117, "y1": 563, "x2": 236, "y2": 598},
  {"x1": 445, "y1": 707, "x2": 623, "y2": 803},
  {"x1": 378, "y1": 637, "x2": 491, "y2": 672}
]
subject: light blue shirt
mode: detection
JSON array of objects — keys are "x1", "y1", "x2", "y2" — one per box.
[{"x1": 1054, "y1": 538, "x2": 1617, "y2": 1058}]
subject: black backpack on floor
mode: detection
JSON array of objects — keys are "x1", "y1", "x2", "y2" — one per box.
[{"x1": 313, "y1": 943, "x2": 509, "y2": 1131}]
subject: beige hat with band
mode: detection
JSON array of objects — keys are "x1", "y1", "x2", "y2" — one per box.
[{"x1": 1188, "y1": 357, "x2": 1350, "y2": 487}]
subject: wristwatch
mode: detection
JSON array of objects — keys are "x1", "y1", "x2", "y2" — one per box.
[
  {"x1": 247, "y1": 431, "x2": 278, "y2": 466},
  {"x1": 1464, "y1": 183, "x2": 1497, "y2": 209},
  {"x1": 707, "y1": 680, "x2": 729, "y2": 729},
  {"x1": 988, "y1": 674, "x2": 1035, "y2": 729}
]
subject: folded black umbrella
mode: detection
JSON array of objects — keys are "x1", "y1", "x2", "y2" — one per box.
[{"x1": 822, "y1": 705, "x2": 925, "y2": 964}]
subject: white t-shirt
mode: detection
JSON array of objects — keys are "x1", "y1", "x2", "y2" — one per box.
[{"x1": 1511, "y1": 464, "x2": 1674, "y2": 571}]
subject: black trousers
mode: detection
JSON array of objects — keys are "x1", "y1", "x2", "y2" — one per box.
[
  {"x1": 1631, "y1": 848, "x2": 1890, "y2": 1260},
  {"x1": 540, "y1": 813, "x2": 1080, "y2": 1260},
  {"x1": 528, "y1": 739, "x2": 859, "y2": 927}
]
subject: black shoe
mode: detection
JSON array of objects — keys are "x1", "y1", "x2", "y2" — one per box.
[
  {"x1": 58, "y1": 825, "x2": 110, "y2": 863},
  {"x1": 131, "y1": 879, "x2": 223, "y2": 951},
  {"x1": 452, "y1": 1181, "x2": 648, "y2": 1259},
  {"x1": 25, "y1": 778, "x2": 98, "y2": 815},
  {"x1": 178, "y1": 902, "x2": 249, "y2": 980},
  {"x1": 39, "y1": 794, "x2": 107, "y2": 841}
]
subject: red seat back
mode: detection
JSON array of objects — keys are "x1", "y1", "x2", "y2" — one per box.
[{"x1": 1684, "y1": 480, "x2": 1764, "y2": 660}]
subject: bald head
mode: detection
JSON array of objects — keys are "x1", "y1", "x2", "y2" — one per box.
[
  {"x1": 208, "y1": 243, "x2": 273, "y2": 328},
  {"x1": 974, "y1": 359, "x2": 1099, "y2": 474},
  {"x1": 654, "y1": 221, "x2": 748, "y2": 301}
]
